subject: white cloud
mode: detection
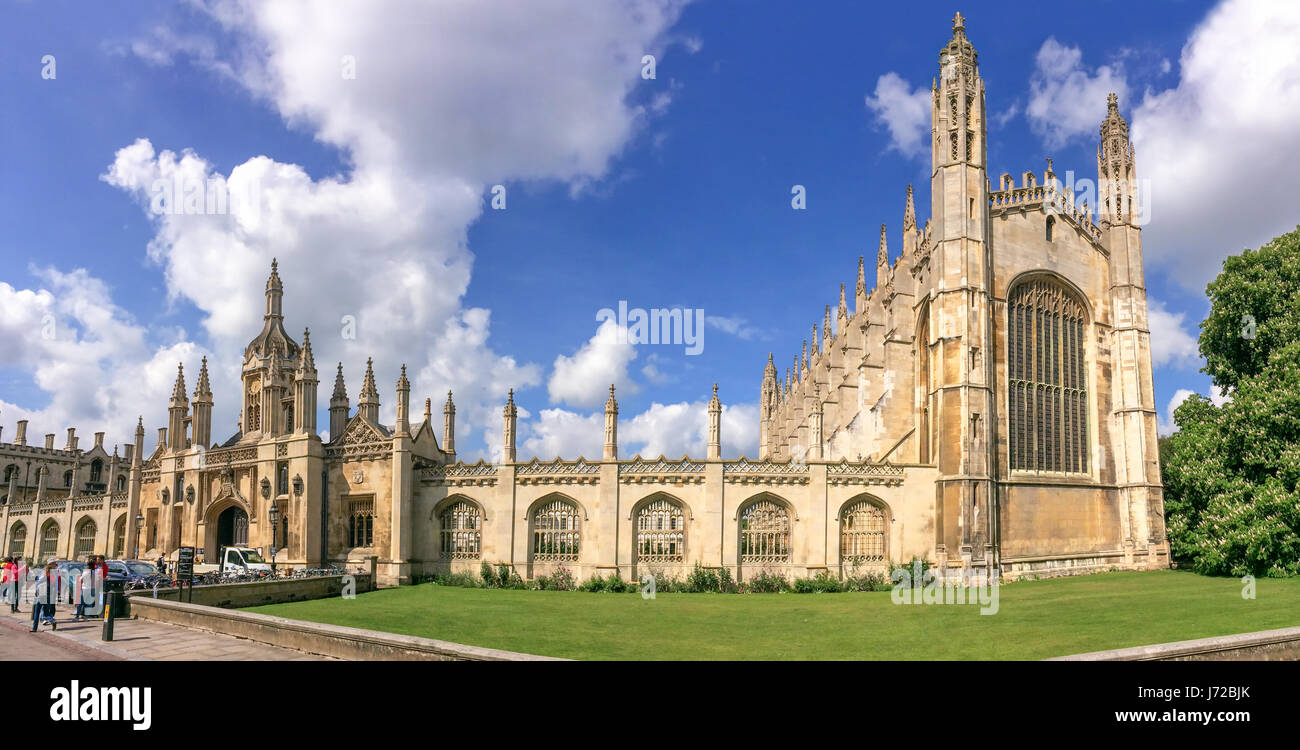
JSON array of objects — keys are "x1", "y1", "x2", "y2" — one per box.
[
  {"x1": 1158, "y1": 388, "x2": 1195, "y2": 436},
  {"x1": 993, "y1": 101, "x2": 1020, "y2": 129},
  {"x1": 71, "y1": 0, "x2": 691, "y2": 458},
  {"x1": 548, "y1": 318, "x2": 639, "y2": 408},
  {"x1": 865, "y1": 72, "x2": 931, "y2": 159},
  {"x1": 0, "y1": 267, "x2": 207, "y2": 450},
  {"x1": 1147, "y1": 298, "x2": 1201, "y2": 369},
  {"x1": 1132, "y1": 0, "x2": 1300, "y2": 291},
  {"x1": 1158, "y1": 384, "x2": 1233, "y2": 436},
  {"x1": 705, "y1": 314, "x2": 765, "y2": 341},
  {"x1": 624, "y1": 399, "x2": 758, "y2": 458},
  {"x1": 1026, "y1": 37, "x2": 1128, "y2": 148}
]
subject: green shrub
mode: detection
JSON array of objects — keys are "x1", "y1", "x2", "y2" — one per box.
[
  {"x1": 432, "y1": 571, "x2": 480, "y2": 588},
  {"x1": 550, "y1": 566, "x2": 576, "y2": 591},
  {"x1": 741, "y1": 569, "x2": 790, "y2": 593},
  {"x1": 888, "y1": 557, "x2": 933, "y2": 589},
  {"x1": 685, "y1": 562, "x2": 721, "y2": 593}
]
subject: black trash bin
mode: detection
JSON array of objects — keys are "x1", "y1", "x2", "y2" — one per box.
[{"x1": 102, "y1": 578, "x2": 129, "y2": 620}]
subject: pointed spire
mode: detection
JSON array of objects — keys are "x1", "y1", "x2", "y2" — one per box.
[
  {"x1": 838, "y1": 284, "x2": 848, "y2": 320},
  {"x1": 877, "y1": 224, "x2": 888, "y2": 266},
  {"x1": 800, "y1": 340, "x2": 807, "y2": 373},
  {"x1": 299, "y1": 328, "x2": 316, "y2": 373},
  {"x1": 904, "y1": 184, "x2": 916, "y2": 229},
  {"x1": 397, "y1": 363, "x2": 409, "y2": 391},
  {"x1": 605, "y1": 384, "x2": 618, "y2": 413},
  {"x1": 264, "y1": 257, "x2": 283, "y2": 319},
  {"x1": 706, "y1": 383, "x2": 721, "y2": 460},
  {"x1": 443, "y1": 390, "x2": 456, "y2": 455},
  {"x1": 765, "y1": 352, "x2": 776, "y2": 377},
  {"x1": 811, "y1": 323, "x2": 820, "y2": 356},
  {"x1": 823, "y1": 304, "x2": 833, "y2": 345},
  {"x1": 195, "y1": 357, "x2": 212, "y2": 399},
  {"x1": 358, "y1": 357, "x2": 380, "y2": 422},
  {"x1": 856, "y1": 255, "x2": 866, "y2": 298},
  {"x1": 331, "y1": 362, "x2": 347, "y2": 400},
  {"x1": 360, "y1": 357, "x2": 378, "y2": 399},
  {"x1": 170, "y1": 363, "x2": 187, "y2": 403}
]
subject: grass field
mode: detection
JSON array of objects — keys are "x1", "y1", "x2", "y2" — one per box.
[{"x1": 247, "y1": 570, "x2": 1300, "y2": 660}]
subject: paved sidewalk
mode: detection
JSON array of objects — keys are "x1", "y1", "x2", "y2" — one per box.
[{"x1": 0, "y1": 600, "x2": 335, "y2": 661}]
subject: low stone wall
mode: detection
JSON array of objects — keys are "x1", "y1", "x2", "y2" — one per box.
[
  {"x1": 129, "y1": 597, "x2": 562, "y2": 661},
  {"x1": 130, "y1": 575, "x2": 374, "y2": 609},
  {"x1": 1049, "y1": 626, "x2": 1300, "y2": 661}
]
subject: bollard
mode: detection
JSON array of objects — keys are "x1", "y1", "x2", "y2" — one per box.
[{"x1": 101, "y1": 590, "x2": 117, "y2": 641}]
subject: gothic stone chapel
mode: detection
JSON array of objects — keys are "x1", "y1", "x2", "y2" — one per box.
[{"x1": 0, "y1": 15, "x2": 1167, "y2": 586}]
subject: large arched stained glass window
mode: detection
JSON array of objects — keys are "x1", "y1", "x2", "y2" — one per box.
[
  {"x1": 531, "y1": 499, "x2": 580, "y2": 562},
  {"x1": 635, "y1": 497, "x2": 684, "y2": 563},
  {"x1": 1008, "y1": 278, "x2": 1089, "y2": 473},
  {"x1": 739, "y1": 498, "x2": 790, "y2": 564},
  {"x1": 75, "y1": 519, "x2": 97, "y2": 558},
  {"x1": 439, "y1": 500, "x2": 482, "y2": 559},
  {"x1": 841, "y1": 500, "x2": 887, "y2": 563}
]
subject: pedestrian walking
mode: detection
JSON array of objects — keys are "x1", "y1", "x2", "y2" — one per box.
[{"x1": 31, "y1": 561, "x2": 59, "y2": 631}]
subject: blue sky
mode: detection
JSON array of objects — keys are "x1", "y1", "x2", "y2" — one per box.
[{"x1": 2, "y1": 0, "x2": 1297, "y2": 459}]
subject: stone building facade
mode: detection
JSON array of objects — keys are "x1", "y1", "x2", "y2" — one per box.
[{"x1": 0, "y1": 15, "x2": 1167, "y2": 585}]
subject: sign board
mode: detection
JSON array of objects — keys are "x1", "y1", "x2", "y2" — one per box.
[{"x1": 177, "y1": 546, "x2": 195, "y2": 581}]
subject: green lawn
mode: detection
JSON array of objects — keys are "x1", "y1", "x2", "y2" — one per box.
[{"x1": 246, "y1": 570, "x2": 1300, "y2": 660}]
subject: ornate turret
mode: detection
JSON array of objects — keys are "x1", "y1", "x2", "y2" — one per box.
[
  {"x1": 443, "y1": 391, "x2": 456, "y2": 456},
  {"x1": 244, "y1": 259, "x2": 299, "y2": 362},
  {"x1": 294, "y1": 328, "x2": 319, "y2": 434},
  {"x1": 809, "y1": 383, "x2": 824, "y2": 460},
  {"x1": 837, "y1": 283, "x2": 848, "y2": 332},
  {"x1": 168, "y1": 362, "x2": 188, "y2": 451},
  {"x1": 855, "y1": 254, "x2": 867, "y2": 309},
  {"x1": 502, "y1": 389, "x2": 517, "y2": 463},
  {"x1": 876, "y1": 224, "x2": 889, "y2": 290},
  {"x1": 1098, "y1": 92, "x2": 1137, "y2": 228},
  {"x1": 192, "y1": 356, "x2": 213, "y2": 448},
  {"x1": 707, "y1": 383, "x2": 722, "y2": 460},
  {"x1": 358, "y1": 357, "x2": 380, "y2": 424},
  {"x1": 329, "y1": 363, "x2": 349, "y2": 441},
  {"x1": 603, "y1": 385, "x2": 619, "y2": 461},
  {"x1": 395, "y1": 364, "x2": 411, "y2": 436}
]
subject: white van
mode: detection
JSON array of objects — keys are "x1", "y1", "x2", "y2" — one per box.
[{"x1": 192, "y1": 547, "x2": 272, "y2": 578}]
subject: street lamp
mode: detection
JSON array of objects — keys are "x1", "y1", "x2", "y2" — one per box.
[
  {"x1": 267, "y1": 501, "x2": 279, "y2": 576},
  {"x1": 133, "y1": 512, "x2": 144, "y2": 559}
]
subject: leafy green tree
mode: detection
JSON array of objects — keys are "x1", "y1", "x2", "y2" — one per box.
[{"x1": 1163, "y1": 226, "x2": 1300, "y2": 576}]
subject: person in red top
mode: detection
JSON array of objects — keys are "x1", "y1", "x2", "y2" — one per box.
[{"x1": 1, "y1": 557, "x2": 13, "y2": 607}]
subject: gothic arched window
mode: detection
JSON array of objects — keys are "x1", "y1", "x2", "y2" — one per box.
[
  {"x1": 635, "y1": 497, "x2": 685, "y2": 563},
  {"x1": 739, "y1": 497, "x2": 790, "y2": 564},
  {"x1": 439, "y1": 500, "x2": 482, "y2": 559},
  {"x1": 75, "y1": 519, "x2": 97, "y2": 558},
  {"x1": 38, "y1": 521, "x2": 60, "y2": 563},
  {"x1": 348, "y1": 498, "x2": 374, "y2": 548},
  {"x1": 1008, "y1": 277, "x2": 1089, "y2": 474},
  {"x1": 841, "y1": 500, "x2": 887, "y2": 563},
  {"x1": 531, "y1": 498, "x2": 580, "y2": 562},
  {"x1": 8, "y1": 522, "x2": 26, "y2": 559}
]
